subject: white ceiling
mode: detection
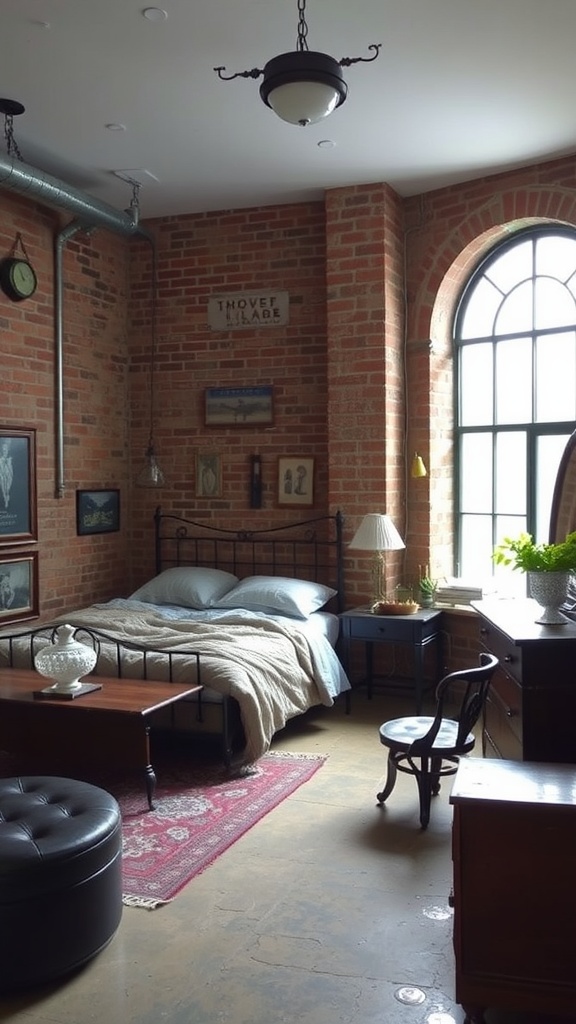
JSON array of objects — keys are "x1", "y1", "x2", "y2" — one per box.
[{"x1": 3, "y1": 0, "x2": 576, "y2": 220}]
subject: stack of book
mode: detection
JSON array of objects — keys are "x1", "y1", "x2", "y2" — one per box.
[{"x1": 435, "y1": 579, "x2": 493, "y2": 606}]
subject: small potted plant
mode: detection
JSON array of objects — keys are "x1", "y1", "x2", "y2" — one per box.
[
  {"x1": 493, "y1": 531, "x2": 576, "y2": 623},
  {"x1": 418, "y1": 566, "x2": 438, "y2": 607}
]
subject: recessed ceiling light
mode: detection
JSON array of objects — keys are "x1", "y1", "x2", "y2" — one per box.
[
  {"x1": 113, "y1": 168, "x2": 160, "y2": 184},
  {"x1": 143, "y1": 7, "x2": 168, "y2": 22},
  {"x1": 317, "y1": 139, "x2": 336, "y2": 149},
  {"x1": 105, "y1": 123, "x2": 126, "y2": 132}
]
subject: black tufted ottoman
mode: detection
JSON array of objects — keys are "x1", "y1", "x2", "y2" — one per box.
[{"x1": 0, "y1": 775, "x2": 122, "y2": 991}]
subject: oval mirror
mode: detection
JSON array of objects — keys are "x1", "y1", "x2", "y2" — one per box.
[{"x1": 549, "y1": 428, "x2": 576, "y2": 543}]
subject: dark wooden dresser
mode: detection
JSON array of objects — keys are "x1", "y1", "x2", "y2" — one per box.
[
  {"x1": 450, "y1": 757, "x2": 576, "y2": 1023},
  {"x1": 472, "y1": 598, "x2": 576, "y2": 763}
]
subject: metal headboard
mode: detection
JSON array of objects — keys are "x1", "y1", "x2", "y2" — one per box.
[{"x1": 154, "y1": 508, "x2": 345, "y2": 612}]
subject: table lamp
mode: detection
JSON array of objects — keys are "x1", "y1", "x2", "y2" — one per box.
[{"x1": 349, "y1": 513, "x2": 405, "y2": 604}]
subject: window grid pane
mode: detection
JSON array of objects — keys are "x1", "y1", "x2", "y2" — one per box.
[{"x1": 455, "y1": 227, "x2": 576, "y2": 580}]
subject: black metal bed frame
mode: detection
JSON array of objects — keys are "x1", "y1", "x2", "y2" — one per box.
[
  {"x1": 154, "y1": 507, "x2": 345, "y2": 611},
  {"x1": 1, "y1": 509, "x2": 346, "y2": 767}
]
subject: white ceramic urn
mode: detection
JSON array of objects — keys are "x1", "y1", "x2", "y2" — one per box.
[{"x1": 34, "y1": 624, "x2": 97, "y2": 693}]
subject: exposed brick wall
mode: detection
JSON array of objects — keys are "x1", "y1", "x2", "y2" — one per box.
[
  {"x1": 3, "y1": 153, "x2": 576, "y2": 673},
  {"x1": 325, "y1": 183, "x2": 406, "y2": 606},
  {"x1": 0, "y1": 192, "x2": 131, "y2": 618},
  {"x1": 127, "y1": 203, "x2": 329, "y2": 586}
]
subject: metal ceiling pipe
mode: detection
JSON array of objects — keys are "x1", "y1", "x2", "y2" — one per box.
[
  {"x1": 0, "y1": 153, "x2": 151, "y2": 239},
  {"x1": 54, "y1": 220, "x2": 84, "y2": 499},
  {"x1": 0, "y1": 153, "x2": 154, "y2": 496}
]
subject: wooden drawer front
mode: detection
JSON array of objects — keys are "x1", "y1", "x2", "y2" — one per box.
[
  {"x1": 480, "y1": 625, "x2": 522, "y2": 684},
  {"x1": 346, "y1": 616, "x2": 417, "y2": 643},
  {"x1": 484, "y1": 669, "x2": 523, "y2": 760}
]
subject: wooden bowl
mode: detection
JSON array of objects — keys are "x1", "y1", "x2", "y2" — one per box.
[{"x1": 371, "y1": 601, "x2": 419, "y2": 616}]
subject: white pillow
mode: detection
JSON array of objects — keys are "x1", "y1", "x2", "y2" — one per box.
[
  {"x1": 212, "y1": 575, "x2": 337, "y2": 619},
  {"x1": 129, "y1": 567, "x2": 239, "y2": 610}
]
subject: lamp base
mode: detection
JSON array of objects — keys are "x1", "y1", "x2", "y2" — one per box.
[{"x1": 370, "y1": 552, "x2": 385, "y2": 605}]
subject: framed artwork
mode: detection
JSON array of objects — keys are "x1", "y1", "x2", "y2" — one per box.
[
  {"x1": 277, "y1": 457, "x2": 314, "y2": 508},
  {"x1": 0, "y1": 550, "x2": 39, "y2": 625},
  {"x1": 76, "y1": 489, "x2": 120, "y2": 536},
  {"x1": 196, "y1": 454, "x2": 222, "y2": 498},
  {"x1": 205, "y1": 386, "x2": 273, "y2": 426},
  {"x1": 0, "y1": 426, "x2": 37, "y2": 545}
]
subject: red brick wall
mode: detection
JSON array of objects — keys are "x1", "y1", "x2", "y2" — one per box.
[
  {"x1": 325, "y1": 183, "x2": 406, "y2": 605},
  {"x1": 0, "y1": 192, "x2": 131, "y2": 618},
  {"x1": 127, "y1": 202, "x2": 330, "y2": 586},
  {"x1": 3, "y1": 153, "x2": 576, "y2": 673}
]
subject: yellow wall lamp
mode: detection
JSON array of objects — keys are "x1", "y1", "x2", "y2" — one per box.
[{"x1": 411, "y1": 453, "x2": 427, "y2": 478}]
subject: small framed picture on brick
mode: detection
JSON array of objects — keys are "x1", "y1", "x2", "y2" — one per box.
[
  {"x1": 277, "y1": 457, "x2": 314, "y2": 508},
  {"x1": 76, "y1": 489, "x2": 120, "y2": 535},
  {"x1": 196, "y1": 454, "x2": 222, "y2": 498}
]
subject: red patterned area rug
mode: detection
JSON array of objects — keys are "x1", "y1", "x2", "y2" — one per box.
[
  {"x1": 116, "y1": 750, "x2": 326, "y2": 908},
  {"x1": 0, "y1": 744, "x2": 326, "y2": 908}
]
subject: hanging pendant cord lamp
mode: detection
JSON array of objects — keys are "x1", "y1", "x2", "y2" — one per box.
[
  {"x1": 136, "y1": 206, "x2": 166, "y2": 488},
  {"x1": 214, "y1": 0, "x2": 380, "y2": 127}
]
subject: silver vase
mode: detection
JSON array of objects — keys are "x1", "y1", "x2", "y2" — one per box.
[{"x1": 527, "y1": 571, "x2": 571, "y2": 625}]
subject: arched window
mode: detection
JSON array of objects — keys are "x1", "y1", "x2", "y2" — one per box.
[{"x1": 454, "y1": 226, "x2": 576, "y2": 581}]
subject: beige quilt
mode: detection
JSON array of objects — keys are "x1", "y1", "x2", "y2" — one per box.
[{"x1": 1, "y1": 605, "x2": 336, "y2": 763}]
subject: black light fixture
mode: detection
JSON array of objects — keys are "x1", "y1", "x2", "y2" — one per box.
[
  {"x1": 214, "y1": 0, "x2": 380, "y2": 128},
  {"x1": 0, "y1": 98, "x2": 25, "y2": 160}
]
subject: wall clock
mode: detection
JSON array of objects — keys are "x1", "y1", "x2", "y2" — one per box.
[{"x1": 0, "y1": 257, "x2": 38, "y2": 302}]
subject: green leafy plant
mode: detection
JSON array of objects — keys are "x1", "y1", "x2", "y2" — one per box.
[
  {"x1": 419, "y1": 575, "x2": 438, "y2": 595},
  {"x1": 493, "y1": 532, "x2": 576, "y2": 572}
]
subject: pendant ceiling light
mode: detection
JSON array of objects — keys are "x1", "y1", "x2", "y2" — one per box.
[{"x1": 214, "y1": 0, "x2": 381, "y2": 128}]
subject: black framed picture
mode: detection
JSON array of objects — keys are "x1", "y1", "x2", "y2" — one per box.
[
  {"x1": 76, "y1": 489, "x2": 120, "y2": 536},
  {"x1": 0, "y1": 426, "x2": 37, "y2": 545},
  {"x1": 0, "y1": 550, "x2": 39, "y2": 625},
  {"x1": 205, "y1": 386, "x2": 274, "y2": 426}
]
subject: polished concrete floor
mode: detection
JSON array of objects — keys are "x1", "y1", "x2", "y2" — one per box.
[{"x1": 0, "y1": 691, "x2": 569, "y2": 1024}]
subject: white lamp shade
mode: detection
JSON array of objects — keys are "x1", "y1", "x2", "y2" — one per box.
[{"x1": 349, "y1": 513, "x2": 405, "y2": 552}]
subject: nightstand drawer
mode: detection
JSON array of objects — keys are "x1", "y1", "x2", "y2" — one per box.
[
  {"x1": 346, "y1": 615, "x2": 418, "y2": 643},
  {"x1": 342, "y1": 609, "x2": 442, "y2": 645}
]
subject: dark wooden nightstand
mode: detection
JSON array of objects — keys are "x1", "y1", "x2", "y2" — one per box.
[{"x1": 339, "y1": 606, "x2": 443, "y2": 712}]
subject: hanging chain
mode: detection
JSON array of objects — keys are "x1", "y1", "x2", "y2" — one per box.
[
  {"x1": 296, "y1": 0, "x2": 309, "y2": 51},
  {"x1": 148, "y1": 243, "x2": 159, "y2": 444},
  {"x1": 3, "y1": 111, "x2": 24, "y2": 161}
]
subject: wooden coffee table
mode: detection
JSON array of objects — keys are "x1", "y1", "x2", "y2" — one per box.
[{"x1": 0, "y1": 668, "x2": 203, "y2": 810}]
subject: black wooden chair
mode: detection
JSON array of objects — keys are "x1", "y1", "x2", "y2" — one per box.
[{"x1": 376, "y1": 652, "x2": 499, "y2": 828}]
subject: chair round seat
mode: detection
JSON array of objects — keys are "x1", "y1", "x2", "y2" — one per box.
[
  {"x1": 0, "y1": 775, "x2": 122, "y2": 991},
  {"x1": 379, "y1": 716, "x2": 475, "y2": 753}
]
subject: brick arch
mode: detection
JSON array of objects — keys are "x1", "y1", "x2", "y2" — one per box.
[
  {"x1": 406, "y1": 186, "x2": 576, "y2": 580},
  {"x1": 427, "y1": 190, "x2": 576, "y2": 351}
]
